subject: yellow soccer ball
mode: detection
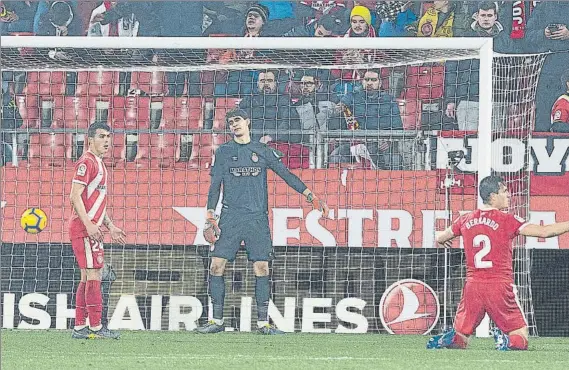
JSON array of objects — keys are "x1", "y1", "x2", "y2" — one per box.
[{"x1": 20, "y1": 208, "x2": 48, "y2": 234}]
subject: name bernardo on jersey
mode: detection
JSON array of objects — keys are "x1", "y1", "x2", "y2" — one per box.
[{"x1": 464, "y1": 217, "x2": 499, "y2": 231}]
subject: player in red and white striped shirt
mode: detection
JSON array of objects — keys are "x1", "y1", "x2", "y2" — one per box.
[{"x1": 70, "y1": 122, "x2": 125, "y2": 340}]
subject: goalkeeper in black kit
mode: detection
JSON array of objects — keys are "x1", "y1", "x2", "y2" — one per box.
[{"x1": 197, "y1": 108, "x2": 329, "y2": 335}]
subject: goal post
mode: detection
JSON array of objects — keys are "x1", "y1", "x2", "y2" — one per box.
[
  {"x1": 1, "y1": 35, "x2": 492, "y2": 50},
  {"x1": 1, "y1": 36, "x2": 542, "y2": 336}
]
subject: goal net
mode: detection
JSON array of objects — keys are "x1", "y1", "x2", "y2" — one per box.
[{"x1": 0, "y1": 37, "x2": 545, "y2": 335}]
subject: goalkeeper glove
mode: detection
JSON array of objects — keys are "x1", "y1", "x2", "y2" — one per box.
[
  {"x1": 306, "y1": 192, "x2": 330, "y2": 218},
  {"x1": 203, "y1": 210, "x2": 221, "y2": 245}
]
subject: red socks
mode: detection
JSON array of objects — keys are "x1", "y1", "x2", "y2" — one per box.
[
  {"x1": 509, "y1": 335, "x2": 528, "y2": 350},
  {"x1": 449, "y1": 333, "x2": 468, "y2": 349},
  {"x1": 74, "y1": 281, "x2": 87, "y2": 327},
  {"x1": 85, "y1": 280, "x2": 102, "y2": 329}
]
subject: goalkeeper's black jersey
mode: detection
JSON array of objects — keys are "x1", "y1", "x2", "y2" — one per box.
[{"x1": 207, "y1": 140, "x2": 307, "y2": 216}]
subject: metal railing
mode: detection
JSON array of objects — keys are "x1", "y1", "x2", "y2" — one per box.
[{"x1": 0, "y1": 127, "x2": 436, "y2": 169}]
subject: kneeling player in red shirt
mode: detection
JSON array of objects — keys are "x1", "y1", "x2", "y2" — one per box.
[
  {"x1": 70, "y1": 122, "x2": 126, "y2": 339},
  {"x1": 428, "y1": 175, "x2": 569, "y2": 351}
]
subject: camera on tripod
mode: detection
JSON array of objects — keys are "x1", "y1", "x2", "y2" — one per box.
[
  {"x1": 441, "y1": 150, "x2": 465, "y2": 189},
  {"x1": 447, "y1": 150, "x2": 465, "y2": 167}
]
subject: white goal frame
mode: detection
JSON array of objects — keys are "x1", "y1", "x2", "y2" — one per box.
[{"x1": 1, "y1": 36, "x2": 495, "y2": 336}]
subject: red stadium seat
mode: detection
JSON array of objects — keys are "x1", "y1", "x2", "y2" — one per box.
[
  {"x1": 27, "y1": 133, "x2": 72, "y2": 167},
  {"x1": 268, "y1": 142, "x2": 311, "y2": 169},
  {"x1": 213, "y1": 133, "x2": 231, "y2": 146},
  {"x1": 201, "y1": 71, "x2": 228, "y2": 97},
  {"x1": 53, "y1": 96, "x2": 104, "y2": 130},
  {"x1": 133, "y1": 134, "x2": 150, "y2": 168},
  {"x1": 103, "y1": 133, "x2": 126, "y2": 168},
  {"x1": 403, "y1": 66, "x2": 445, "y2": 100},
  {"x1": 151, "y1": 133, "x2": 178, "y2": 168},
  {"x1": 76, "y1": 71, "x2": 119, "y2": 97},
  {"x1": 381, "y1": 67, "x2": 391, "y2": 91},
  {"x1": 397, "y1": 99, "x2": 422, "y2": 130},
  {"x1": 130, "y1": 71, "x2": 166, "y2": 96},
  {"x1": 188, "y1": 134, "x2": 214, "y2": 168},
  {"x1": 213, "y1": 97, "x2": 241, "y2": 130},
  {"x1": 180, "y1": 133, "x2": 230, "y2": 169},
  {"x1": 40, "y1": 96, "x2": 65, "y2": 129},
  {"x1": 111, "y1": 96, "x2": 151, "y2": 130},
  {"x1": 25, "y1": 71, "x2": 66, "y2": 97},
  {"x1": 160, "y1": 97, "x2": 204, "y2": 130},
  {"x1": 138, "y1": 133, "x2": 179, "y2": 168},
  {"x1": 15, "y1": 94, "x2": 40, "y2": 128}
]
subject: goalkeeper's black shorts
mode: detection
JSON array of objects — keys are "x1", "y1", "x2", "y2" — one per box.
[{"x1": 212, "y1": 212, "x2": 273, "y2": 262}]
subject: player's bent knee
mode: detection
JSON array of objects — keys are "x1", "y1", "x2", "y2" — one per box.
[
  {"x1": 509, "y1": 326, "x2": 529, "y2": 340},
  {"x1": 253, "y1": 261, "x2": 269, "y2": 276},
  {"x1": 210, "y1": 257, "x2": 227, "y2": 276}
]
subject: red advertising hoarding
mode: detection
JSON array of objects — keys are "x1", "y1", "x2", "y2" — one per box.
[{"x1": 2, "y1": 167, "x2": 567, "y2": 249}]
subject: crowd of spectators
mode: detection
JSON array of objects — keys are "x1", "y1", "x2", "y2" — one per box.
[{"x1": 1, "y1": 1, "x2": 561, "y2": 53}]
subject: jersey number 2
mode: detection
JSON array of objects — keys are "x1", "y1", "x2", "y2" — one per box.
[{"x1": 473, "y1": 235, "x2": 492, "y2": 269}]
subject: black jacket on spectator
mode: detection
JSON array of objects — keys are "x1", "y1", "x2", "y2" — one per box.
[
  {"x1": 444, "y1": 60, "x2": 480, "y2": 105},
  {"x1": 283, "y1": 22, "x2": 320, "y2": 37},
  {"x1": 239, "y1": 93, "x2": 299, "y2": 143},
  {"x1": 331, "y1": 90, "x2": 403, "y2": 130},
  {"x1": 36, "y1": 6, "x2": 82, "y2": 36},
  {"x1": 157, "y1": 1, "x2": 202, "y2": 36},
  {"x1": 524, "y1": 2, "x2": 569, "y2": 53},
  {"x1": 203, "y1": 2, "x2": 252, "y2": 36},
  {"x1": 524, "y1": 2, "x2": 569, "y2": 131}
]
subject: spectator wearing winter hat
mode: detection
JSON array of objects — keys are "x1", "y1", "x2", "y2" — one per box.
[
  {"x1": 345, "y1": 5, "x2": 376, "y2": 37},
  {"x1": 337, "y1": 4, "x2": 376, "y2": 76},
  {"x1": 244, "y1": 4, "x2": 271, "y2": 37}
]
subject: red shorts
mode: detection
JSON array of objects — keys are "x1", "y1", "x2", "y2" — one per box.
[
  {"x1": 71, "y1": 236, "x2": 105, "y2": 269},
  {"x1": 454, "y1": 281, "x2": 527, "y2": 335}
]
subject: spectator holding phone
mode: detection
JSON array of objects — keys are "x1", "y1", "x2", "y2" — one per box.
[
  {"x1": 524, "y1": 2, "x2": 569, "y2": 131},
  {"x1": 525, "y1": 2, "x2": 569, "y2": 51},
  {"x1": 545, "y1": 23, "x2": 569, "y2": 40}
]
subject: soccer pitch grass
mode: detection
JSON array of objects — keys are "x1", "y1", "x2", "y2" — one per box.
[{"x1": 2, "y1": 330, "x2": 569, "y2": 370}]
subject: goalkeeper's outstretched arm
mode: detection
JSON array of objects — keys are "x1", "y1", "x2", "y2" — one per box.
[{"x1": 266, "y1": 148, "x2": 329, "y2": 217}]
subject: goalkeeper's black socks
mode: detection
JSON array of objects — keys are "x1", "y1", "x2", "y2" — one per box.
[
  {"x1": 255, "y1": 276, "x2": 270, "y2": 322},
  {"x1": 210, "y1": 275, "x2": 225, "y2": 321}
]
